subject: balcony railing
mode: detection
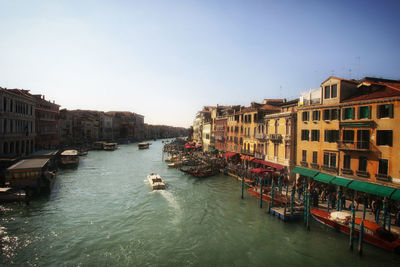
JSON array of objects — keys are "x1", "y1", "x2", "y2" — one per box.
[
  {"x1": 321, "y1": 165, "x2": 338, "y2": 173},
  {"x1": 255, "y1": 132, "x2": 268, "y2": 140},
  {"x1": 300, "y1": 161, "x2": 308, "y2": 167},
  {"x1": 337, "y1": 140, "x2": 370, "y2": 151},
  {"x1": 269, "y1": 134, "x2": 282, "y2": 141},
  {"x1": 375, "y1": 173, "x2": 390, "y2": 181},
  {"x1": 341, "y1": 168, "x2": 354, "y2": 175},
  {"x1": 356, "y1": 170, "x2": 370, "y2": 178},
  {"x1": 254, "y1": 152, "x2": 264, "y2": 159},
  {"x1": 310, "y1": 163, "x2": 320, "y2": 170}
]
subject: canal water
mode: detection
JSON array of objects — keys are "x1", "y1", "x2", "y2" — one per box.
[{"x1": 1, "y1": 140, "x2": 400, "y2": 266}]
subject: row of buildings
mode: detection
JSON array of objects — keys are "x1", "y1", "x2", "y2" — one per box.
[
  {"x1": 0, "y1": 87, "x2": 187, "y2": 159},
  {"x1": 192, "y1": 76, "x2": 400, "y2": 191}
]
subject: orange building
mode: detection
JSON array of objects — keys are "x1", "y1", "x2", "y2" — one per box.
[{"x1": 295, "y1": 76, "x2": 400, "y2": 194}]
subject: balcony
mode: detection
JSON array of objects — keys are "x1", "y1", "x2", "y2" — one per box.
[
  {"x1": 255, "y1": 132, "x2": 268, "y2": 140},
  {"x1": 269, "y1": 134, "x2": 282, "y2": 141},
  {"x1": 337, "y1": 141, "x2": 370, "y2": 151},
  {"x1": 341, "y1": 168, "x2": 354, "y2": 175},
  {"x1": 310, "y1": 163, "x2": 320, "y2": 170},
  {"x1": 321, "y1": 165, "x2": 338, "y2": 173},
  {"x1": 376, "y1": 173, "x2": 390, "y2": 182},
  {"x1": 356, "y1": 170, "x2": 370, "y2": 178},
  {"x1": 300, "y1": 161, "x2": 308, "y2": 167},
  {"x1": 283, "y1": 134, "x2": 291, "y2": 141}
]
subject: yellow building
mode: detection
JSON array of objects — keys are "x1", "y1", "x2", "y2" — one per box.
[{"x1": 295, "y1": 76, "x2": 400, "y2": 197}]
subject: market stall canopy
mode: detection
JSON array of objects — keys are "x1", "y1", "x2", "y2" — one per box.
[
  {"x1": 348, "y1": 180, "x2": 396, "y2": 198},
  {"x1": 252, "y1": 159, "x2": 284, "y2": 170},
  {"x1": 240, "y1": 155, "x2": 254, "y2": 161},
  {"x1": 249, "y1": 168, "x2": 273, "y2": 173},
  {"x1": 292, "y1": 166, "x2": 318, "y2": 178},
  {"x1": 223, "y1": 152, "x2": 237, "y2": 158}
]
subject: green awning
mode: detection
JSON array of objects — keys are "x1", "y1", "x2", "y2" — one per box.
[
  {"x1": 293, "y1": 167, "x2": 318, "y2": 178},
  {"x1": 331, "y1": 177, "x2": 353, "y2": 187},
  {"x1": 314, "y1": 173, "x2": 336, "y2": 184},
  {"x1": 348, "y1": 180, "x2": 396, "y2": 198},
  {"x1": 391, "y1": 190, "x2": 400, "y2": 201}
]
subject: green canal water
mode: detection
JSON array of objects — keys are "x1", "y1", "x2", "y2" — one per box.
[{"x1": 1, "y1": 140, "x2": 400, "y2": 266}]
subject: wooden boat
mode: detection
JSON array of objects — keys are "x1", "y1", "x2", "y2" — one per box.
[
  {"x1": 6, "y1": 158, "x2": 56, "y2": 194},
  {"x1": 0, "y1": 187, "x2": 26, "y2": 203},
  {"x1": 147, "y1": 173, "x2": 166, "y2": 190},
  {"x1": 103, "y1": 143, "x2": 117, "y2": 151},
  {"x1": 93, "y1": 141, "x2": 106, "y2": 150},
  {"x1": 311, "y1": 208, "x2": 400, "y2": 253},
  {"x1": 247, "y1": 186, "x2": 290, "y2": 204},
  {"x1": 168, "y1": 161, "x2": 183, "y2": 168},
  {"x1": 138, "y1": 142, "x2": 150, "y2": 149},
  {"x1": 60, "y1": 150, "x2": 80, "y2": 168}
]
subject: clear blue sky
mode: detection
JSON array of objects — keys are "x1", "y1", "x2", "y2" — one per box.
[{"x1": 0, "y1": 0, "x2": 399, "y2": 127}]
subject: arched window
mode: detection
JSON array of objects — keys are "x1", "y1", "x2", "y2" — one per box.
[{"x1": 275, "y1": 120, "x2": 279, "y2": 134}]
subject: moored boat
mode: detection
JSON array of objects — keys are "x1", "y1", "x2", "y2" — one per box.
[
  {"x1": 6, "y1": 158, "x2": 56, "y2": 195},
  {"x1": 247, "y1": 186, "x2": 290, "y2": 204},
  {"x1": 311, "y1": 208, "x2": 400, "y2": 253},
  {"x1": 0, "y1": 187, "x2": 27, "y2": 203},
  {"x1": 138, "y1": 142, "x2": 150, "y2": 149},
  {"x1": 103, "y1": 143, "x2": 118, "y2": 151},
  {"x1": 60, "y1": 150, "x2": 80, "y2": 168},
  {"x1": 78, "y1": 148, "x2": 89, "y2": 156},
  {"x1": 147, "y1": 173, "x2": 166, "y2": 190}
]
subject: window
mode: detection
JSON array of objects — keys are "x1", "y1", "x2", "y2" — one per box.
[
  {"x1": 312, "y1": 110, "x2": 320, "y2": 121},
  {"x1": 331, "y1": 84, "x2": 337, "y2": 98},
  {"x1": 342, "y1": 130, "x2": 354, "y2": 143},
  {"x1": 301, "y1": 130, "x2": 309, "y2": 141},
  {"x1": 323, "y1": 153, "x2": 329, "y2": 166},
  {"x1": 377, "y1": 130, "x2": 393, "y2": 146},
  {"x1": 343, "y1": 108, "x2": 354, "y2": 120},
  {"x1": 312, "y1": 151, "x2": 318, "y2": 164},
  {"x1": 274, "y1": 120, "x2": 278, "y2": 134},
  {"x1": 323, "y1": 152, "x2": 337, "y2": 168},
  {"x1": 285, "y1": 143, "x2": 290, "y2": 159},
  {"x1": 323, "y1": 109, "x2": 339, "y2": 120},
  {"x1": 302, "y1": 111, "x2": 309, "y2": 122},
  {"x1": 311, "y1": 130, "x2": 320, "y2": 141},
  {"x1": 324, "y1": 85, "x2": 330, "y2": 99},
  {"x1": 378, "y1": 159, "x2": 388, "y2": 175},
  {"x1": 274, "y1": 144, "x2": 279, "y2": 157},
  {"x1": 377, "y1": 104, "x2": 393, "y2": 119},
  {"x1": 343, "y1": 155, "x2": 351, "y2": 169},
  {"x1": 358, "y1": 106, "x2": 371, "y2": 119},
  {"x1": 358, "y1": 156, "x2": 367, "y2": 172},
  {"x1": 324, "y1": 130, "x2": 339, "y2": 143},
  {"x1": 302, "y1": 150, "x2": 307, "y2": 162}
]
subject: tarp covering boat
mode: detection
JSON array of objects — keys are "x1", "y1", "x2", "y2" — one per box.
[{"x1": 8, "y1": 158, "x2": 50, "y2": 171}]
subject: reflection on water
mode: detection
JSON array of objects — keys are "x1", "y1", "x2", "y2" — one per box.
[{"x1": 1, "y1": 140, "x2": 400, "y2": 266}]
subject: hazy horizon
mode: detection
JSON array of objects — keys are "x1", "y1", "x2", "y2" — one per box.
[{"x1": 1, "y1": 0, "x2": 399, "y2": 127}]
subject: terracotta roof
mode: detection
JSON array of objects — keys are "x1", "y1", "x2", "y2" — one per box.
[{"x1": 343, "y1": 80, "x2": 400, "y2": 102}]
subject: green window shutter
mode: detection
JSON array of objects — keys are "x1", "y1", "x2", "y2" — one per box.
[
  {"x1": 352, "y1": 108, "x2": 355, "y2": 119},
  {"x1": 368, "y1": 106, "x2": 372, "y2": 119}
]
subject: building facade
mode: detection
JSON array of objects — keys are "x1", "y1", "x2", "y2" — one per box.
[{"x1": 0, "y1": 88, "x2": 35, "y2": 157}]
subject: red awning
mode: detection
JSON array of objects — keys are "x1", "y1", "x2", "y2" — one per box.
[
  {"x1": 252, "y1": 159, "x2": 285, "y2": 171},
  {"x1": 240, "y1": 155, "x2": 254, "y2": 161},
  {"x1": 223, "y1": 152, "x2": 237, "y2": 158},
  {"x1": 249, "y1": 168, "x2": 273, "y2": 174}
]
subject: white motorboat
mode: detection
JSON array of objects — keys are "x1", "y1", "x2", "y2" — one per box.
[{"x1": 147, "y1": 173, "x2": 166, "y2": 190}]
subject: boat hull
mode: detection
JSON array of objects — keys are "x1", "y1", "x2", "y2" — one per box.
[{"x1": 311, "y1": 208, "x2": 400, "y2": 253}]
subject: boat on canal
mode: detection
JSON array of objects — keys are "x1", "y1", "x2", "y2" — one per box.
[
  {"x1": 138, "y1": 142, "x2": 150, "y2": 149},
  {"x1": 247, "y1": 186, "x2": 291, "y2": 204},
  {"x1": 0, "y1": 187, "x2": 27, "y2": 203},
  {"x1": 311, "y1": 208, "x2": 400, "y2": 253},
  {"x1": 60, "y1": 150, "x2": 80, "y2": 168},
  {"x1": 147, "y1": 173, "x2": 166, "y2": 190},
  {"x1": 6, "y1": 158, "x2": 56, "y2": 195},
  {"x1": 103, "y1": 143, "x2": 118, "y2": 151}
]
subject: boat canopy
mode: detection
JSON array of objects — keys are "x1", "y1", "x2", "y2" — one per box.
[
  {"x1": 61, "y1": 150, "x2": 78, "y2": 156},
  {"x1": 7, "y1": 158, "x2": 49, "y2": 171}
]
